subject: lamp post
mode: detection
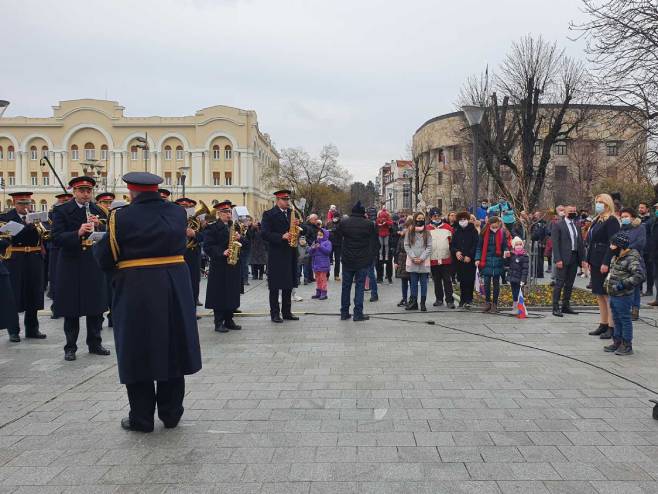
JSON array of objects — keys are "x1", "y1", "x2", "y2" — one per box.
[
  {"x1": 81, "y1": 159, "x2": 105, "y2": 188},
  {"x1": 0, "y1": 100, "x2": 10, "y2": 118},
  {"x1": 461, "y1": 105, "x2": 485, "y2": 215},
  {"x1": 135, "y1": 134, "x2": 149, "y2": 172},
  {"x1": 178, "y1": 166, "x2": 190, "y2": 198}
]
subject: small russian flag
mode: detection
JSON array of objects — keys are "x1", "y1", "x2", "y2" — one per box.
[{"x1": 517, "y1": 288, "x2": 527, "y2": 319}]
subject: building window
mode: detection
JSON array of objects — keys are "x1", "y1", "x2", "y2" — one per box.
[
  {"x1": 164, "y1": 172, "x2": 172, "y2": 185},
  {"x1": 8, "y1": 172, "x2": 15, "y2": 186},
  {"x1": 43, "y1": 173, "x2": 50, "y2": 186},
  {"x1": 225, "y1": 146, "x2": 232, "y2": 160},
  {"x1": 438, "y1": 149, "x2": 445, "y2": 163},
  {"x1": 41, "y1": 146, "x2": 48, "y2": 158},
  {"x1": 0, "y1": 146, "x2": 3, "y2": 159},
  {"x1": 7, "y1": 146, "x2": 14, "y2": 160},
  {"x1": 30, "y1": 146, "x2": 37, "y2": 160},
  {"x1": 70, "y1": 172, "x2": 78, "y2": 178},
  {"x1": 453, "y1": 146, "x2": 462, "y2": 161},
  {"x1": 164, "y1": 146, "x2": 172, "y2": 160},
  {"x1": 225, "y1": 172, "x2": 232, "y2": 186},
  {"x1": 554, "y1": 165, "x2": 568, "y2": 181},
  {"x1": 212, "y1": 145, "x2": 220, "y2": 160},
  {"x1": 84, "y1": 143, "x2": 95, "y2": 160},
  {"x1": 606, "y1": 142, "x2": 619, "y2": 156},
  {"x1": 554, "y1": 141, "x2": 567, "y2": 155},
  {"x1": 40, "y1": 200, "x2": 48, "y2": 212},
  {"x1": 452, "y1": 170, "x2": 464, "y2": 183},
  {"x1": 100, "y1": 145, "x2": 108, "y2": 160},
  {"x1": 402, "y1": 183, "x2": 411, "y2": 209},
  {"x1": 176, "y1": 173, "x2": 183, "y2": 186},
  {"x1": 176, "y1": 146, "x2": 183, "y2": 161},
  {"x1": 131, "y1": 146, "x2": 138, "y2": 161},
  {"x1": 437, "y1": 198, "x2": 443, "y2": 212},
  {"x1": 437, "y1": 172, "x2": 443, "y2": 185},
  {"x1": 31, "y1": 172, "x2": 38, "y2": 186},
  {"x1": 71, "y1": 145, "x2": 79, "y2": 160},
  {"x1": 533, "y1": 141, "x2": 542, "y2": 155},
  {"x1": 213, "y1": 172, "x2": 221, "y2": 185}
]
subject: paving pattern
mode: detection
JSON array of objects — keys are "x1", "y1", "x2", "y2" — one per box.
[{"x1": 1, "y1": 276, "x2": 658, "y2": 493}]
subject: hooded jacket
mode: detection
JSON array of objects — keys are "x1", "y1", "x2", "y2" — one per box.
[{"x1": 309, "y1": 228, "x2": 332, "y2": 272}]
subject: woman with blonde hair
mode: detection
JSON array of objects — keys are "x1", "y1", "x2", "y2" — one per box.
[
  {"x1": 404, "y1": 212, "x2": 432, "y2": 311},
  {"x1": 585, "y1": 193, "x2": 621, "y2": 338}
]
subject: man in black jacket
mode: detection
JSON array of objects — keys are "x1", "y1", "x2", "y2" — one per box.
[
  {"x1": 638, "y1": 202, "x2": 653, "y2": 296},
  {"x1": 336, "y1": 201, "x2": 378, "y2": 322},
  {"x1": 327, "y1": 215, "x2": 343, "y2": 281},
  {"x1": 648, "y1": 203, "x2": 658, "y2": 307},
  {"x1": 551, "y1": 205, "x2": 586, "y2": 317}
]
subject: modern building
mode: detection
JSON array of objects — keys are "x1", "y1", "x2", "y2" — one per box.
[
  {"x1": 0, "y1": 99, "x2": 279, "y2": 217},
  {"x1": 378, "y1": 160, "x2": 414, "y2": 213},
  {"x1": 410, "y1": 105, "x2": 647, "y2": 211}
]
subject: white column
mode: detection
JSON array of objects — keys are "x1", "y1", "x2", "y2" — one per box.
[
  {"x1": 151, "y1": 151, "x2": 158, "y2": 175},
  {"x1": 191, "y1": 151, "x2": 202, "y2": 186},
  {"x1": 203, "y1": 151, "x2": 210, "y2": 186},
  {"x1": 60, "y1": 151, "x2": 68, "y2": 180},
  {"x1": 240, "y1": 152, "x2": 254, "y2": 187},
  {"x1": 17, "y1": 152, "x2": 27, "y2": 185}
]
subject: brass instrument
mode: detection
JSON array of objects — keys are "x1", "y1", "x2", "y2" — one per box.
[
  {"x1": 288, "y1": 207, "x2": 303, "y2": 248},
  {"x1": 96, "y1": 203, "x2": 109, "y2": 227},
  {"x1": 33, "y1": 218, "x2": 51, "y2": 241},
  {"x1": 0, "y1": 222, "x2": 12, "y2": 260},
  {"x1": 226, "y1": 220, "x2": 242, "y2": 266},
  {"x1": 82, "y1": 202, "x2": 94, "y2": 249},
  {"x1": 186, "y1": 200, "x2": 210, "y2": 249}
]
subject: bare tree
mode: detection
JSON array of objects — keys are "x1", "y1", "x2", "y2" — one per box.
[{"x1": 571, "y1": 0, "x2": 658, "y2": 161}]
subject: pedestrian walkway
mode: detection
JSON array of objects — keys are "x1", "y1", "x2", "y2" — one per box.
[{"x1": 0, "y1": 277, "x2": 657, "y2": 493}]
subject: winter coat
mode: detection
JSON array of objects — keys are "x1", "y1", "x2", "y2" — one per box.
[
  {"x1": 451, "y1": 223, "x2": 479, "y2": 261},
  {"x1": 404, "y1": 228, "x2": 432, "y2": 274},
  {"x1": 587, "y1": 215, "x2": 621, "y2": 267},
  {"x1": 475, "y1": 226, "x2": 511, "y2": 277},
  {"x1": 309, "y1": 228, "x2": 332, "y2": 273},
  {"x1": 395, "y1": 233, "x2": 410, "y2": 280},
  {"x1": 605, "y1": 248, "x2": 645, "y2": 296},
  {"x1": 376, "y1": 210, "x2": 393, "y2": 238},
  {"x1": 622, "y1": 219, "x2": 646, "y2": 253},
  {"x1": 336, "y1": 213, "x2": 378, "y2": 271},
  {"x1": 327, "y1": 222, "x2": 343, "y2": 248},
  {"x1": 427, "y1": 222, "x2": 453, "y2": 265},
  {"x1": 649, "y1": 216, "x2": 658, "y2": 261},
  {"x1": 249, "y1": 228, "x2": 268, "y2": 265},
  {"x1": 508, "y1": 251, "x2": 529, "y2": 284}
]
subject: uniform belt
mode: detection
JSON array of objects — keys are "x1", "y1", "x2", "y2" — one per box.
[
  {"x1": 117, "y1": 255, "x2": 185, "y2": 270},
  {"x1": 7, "y1": 246, "x2": 41, "y2": 254}
]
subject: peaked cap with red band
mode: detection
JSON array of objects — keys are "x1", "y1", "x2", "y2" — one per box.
[
  {"x1": 273, "y1": 189, "x2": 292, "y2": 199},
  {"x1": 174, "y1": 197, "x2": 197, "y2": 207},
  {"x1": 69, "y1": 176, "x2": 96, "y2": 189},
  {"x1": 122, "y1": 172, "x2": 163, "y2": 192},
  {"x1": 95, "y1": 192, "x2": 115, "y2": 202},
  {"x1": 9, "y1": 192, "x2": 33, "y2": 204},
  {"x1": 214, "y1": 199, "x2": 233, "y2": 210}
]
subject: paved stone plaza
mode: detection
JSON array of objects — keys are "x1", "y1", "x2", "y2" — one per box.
[{"x1": 1, "y1": 277, "x2": 658, "y2": 493}]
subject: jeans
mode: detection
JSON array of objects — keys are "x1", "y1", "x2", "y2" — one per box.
[
  {"x1": 409, "y1": 272, "x2": 429, "y2": 299},
  {"x1": 483, "y1": 275, "x2": 500, "y2": 304},
  {"x1": 401, "y1": 278, "x2": 409, "y2": 301},
  {"x1": 643, "y1": 253, "x2": 653, "y2": 294},
  {"x1": 367, "y1": 262, "x2": 378, "y2": 297},
  {"x1": 633, "y1": 285, "x2": 641, "y2": 309},
  {"x1": 510, "y1": 281, "x2": 521, "y2": 302},
  {"x1": 610, "y1": 294, "x2": 633, "y2": 343},
  {"x1": 340, "y1": 267, "x2": 368, "y2": 317}
]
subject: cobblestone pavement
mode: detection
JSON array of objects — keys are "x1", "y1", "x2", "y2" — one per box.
[{"x1": 1, "y1": 275, "x2": 658, "y2": 493}]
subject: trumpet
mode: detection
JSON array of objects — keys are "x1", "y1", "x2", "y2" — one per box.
[
  {"x1": 33, "y1": 218, "x2": 51, "y2": 241},
  {"x1": 81, "y1": 202, "x2": 94, "y2": 249}
]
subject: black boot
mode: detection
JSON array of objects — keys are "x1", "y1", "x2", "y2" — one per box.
[
  {"x1": 600, "y1": 326, "x2": 613, "y2": 339},
  {"x1": 405, "y1": 297, "x2": 418, "y2": 311},
  {"x1": 589, "y1": 323, "x2": 608, "y2": 336},
  {"x1": 552, "y1": 304, "x2": 563, "y2": 317},
  {"x1": 420, "y1": 296, "x2": 427, "y2": 312},
  {"x1": 561, "y1": 304, "x2": 578, "y2": 315},
  {"x1": 397, "y1": 298, "x2": 407, "y2": 307}
]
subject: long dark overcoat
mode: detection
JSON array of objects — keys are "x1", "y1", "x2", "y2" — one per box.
[{"x1": 260, "y1": 206, "x2": 298, "y2": 290}]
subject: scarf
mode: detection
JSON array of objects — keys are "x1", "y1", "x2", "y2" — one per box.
[{"x1": 480, "y1": 226, "x2": 503, "y2": 269}]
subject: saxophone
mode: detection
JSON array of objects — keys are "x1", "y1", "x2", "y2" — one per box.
[
  {"x1": 226, "y1": 220, "x2": 242, "y2": 266},
  {"x1": 288, "y1": 207, "x2": 303, "y2": 248}
]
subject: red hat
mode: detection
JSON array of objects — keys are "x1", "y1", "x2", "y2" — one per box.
[
  {"x1": 55, "y1": 192, "x2": 73, "y2": 200},
  {"x1": 214, "y1": 200, "x2": 233, "y2": 211},
  {"x1": 95, "y1": 192, "x2": 115, "y2": 202},
  {"x1": 69, "y1": 176, "x2": 96, "y2": 189},
  {"x1": 174, "y1": 197, "x2": 197, "y2": 207},
  {"x1": 9, "y1": 192, "x2": 33, "y2": 204}
]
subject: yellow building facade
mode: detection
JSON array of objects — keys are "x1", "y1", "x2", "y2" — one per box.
[{"x1": 0, "y1": 99, "x2": 279, "y2": 218}]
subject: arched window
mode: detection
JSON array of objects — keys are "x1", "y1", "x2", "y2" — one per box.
[
  {"x1": 70, "y1": 145, "x2": 79, "y2": 161},
  {"x1": 84, "y1": 142, "x2": 95, "y2": 160},
  {"x1": 40, "y1": 200, "x2": 48, "y2": 212},
  {"x1": 212, "y1": 145, "x2": 220, "y2": 160},
  {"x1": 131, "y1": 146, "x2": 138, "y2": 161},
  {"x1": 0, "y1": 146, "x2": 3, "y2": 160},
  {"x1": 176, "y1": 145, "x2": 183, "y2": 161},
  {"x1": 7, "y1": 146, "x2": 14, "y2": 160},
  {"x1": 41, "y1": 146, "x2": 48, "y2": 158},
  {"x1": 225, "y1": 145, "x2": 232, "y2": 160},
  {"x1": 100, "y1": 144, "x2": 108, "y2": 160},
  {"x1": 164, "y1": 145, "x2": 172, "y2": 160},
  {"x1": 30, "y1": 146, "x2": 37, "y2": 160}
]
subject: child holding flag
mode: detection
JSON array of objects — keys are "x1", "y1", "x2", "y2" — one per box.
[{"x1": 508, "y1": 237, "x2": 529, "y2": 315}]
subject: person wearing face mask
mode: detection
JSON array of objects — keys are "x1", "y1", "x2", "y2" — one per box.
[
  {"x1": 508, "y1": 237, "x2": 529, "y2": 315},
  {"x1": 585, "y1": 193, "x2": 620, "y2": 338},
  {"x1": 451, "y1": 211, "x2": 479, "y2": 308},
  {"x1": 404, "y1": 212, "x2": 432, "y2": 311},
  {"x1": 637, "y1": 202, "x2": 653, "y2": 297},
  {"x1": 617, "y1": 207, "x2": 646, "y2": 321},
  {"x1": 427, "y1": 208, "x2": 455, "y2": 308},
  {"x1": 476, "y1": 200, "x2": 489, "y2": 226},
  {"x1": 530, "y1": 211, "x2": 548, "y2": 279},
  {"x1": 551, "y1": 205, "x2": 586, "y2": 317},
  {"x1": 475, "y1": 216, "x2": 511, "y2": 313},
  {"x1": 648, "y1": 203, "x2": 658, "y2": 307},
  {"x1": 327, "y1": 215, "x2": 343, "y2": 281}
]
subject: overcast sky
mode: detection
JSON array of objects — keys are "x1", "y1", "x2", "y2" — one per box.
[{"x1": 2, "y1": 0, "x2": 588, "y2": 182}]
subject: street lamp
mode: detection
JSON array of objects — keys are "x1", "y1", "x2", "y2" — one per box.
[
  {"x1": 461, "y1": 105, "x2": 485, "y2": 215},
  {"x1": 178, "y1": 166, "x2": 190, "y2": 197},
  {"x1": 81, "y1": 159, "x2": 105, "y2": 188},
  {"x1": 135, "y1": 135, "x2": 149, "y2": 172},
  {"x1": 0, "y1": 100, "x2": 9, "y2": 118}
]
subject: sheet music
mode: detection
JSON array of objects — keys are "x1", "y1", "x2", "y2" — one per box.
[
  {"x1": 26, "y1": 211, "x2": 49, "y2": 224},
  {"x1": 0, "y1": 221, "x2": 25, "y2": 237},
  {"x1": 88, "y1": 232, "x2": 106, "y2": 242}
]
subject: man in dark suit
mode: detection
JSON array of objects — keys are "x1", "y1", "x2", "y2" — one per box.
[
  {"x1": 0, "y1": 191, "x2": 46, "y2": 341},
  {"x1": 48, "y1": 192, "x2": 73, "y2": 320},
  {"x1": 174, "y1": 198, "x2": 203, "y2": 307},
  {"x1": 552, "y1": 205, "x2": 586, "y2": 317},
  {"x1": 94, "y1": 172, "x2": 202, "y2": 432},
  {"x1": 52, "y1": 176, "x2": 110, "y2": 361},
  {"x1": 260, "y1": 190, "x2": 300, "y2": 323}
]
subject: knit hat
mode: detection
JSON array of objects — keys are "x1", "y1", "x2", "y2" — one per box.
[
  {"x1": 611, "y1": 231, "x2": 630, "y2": 249},
  {"x1": 351, "y1": 201, "x2": 365, "y2": 215},
  {"x1": 512, "y1": 236, "x2": 524, "y2": 247},
  {"x1": 429, "y1": 207, "x2": 441, "y2": 218}
]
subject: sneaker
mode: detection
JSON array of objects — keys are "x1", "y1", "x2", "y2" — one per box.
[
  {"x1": 433, "y1": 300, "x2": 443, "y2": 307},
  {"x1": 293, "y1": 295, "x2": 303, "y2": 302},
  {"x1": 397, "y1": 299, "x2": 407, "y2": 307},
  {"x1": 615, "y1": 342, "x2": 634, "y2": 356},
  {"x1": 648, "y1": 300, "x2": 658, "y2": 307},
  {"x1": 463, "y1": 303, "x2": 472, "y2": 309},
  {"x1": 447, "y1": 302, "x2": 455, "y2": 309},
  {"x1": 604, "y1": 340, "x2": 621, "y2": 352},
  {"x1": 369, "y1": 295, "x2": 379, "y2": 302}
]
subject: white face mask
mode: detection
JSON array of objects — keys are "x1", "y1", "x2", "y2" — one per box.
[{"x1": 458, "y1": 220, "x2": 469, "y2": 228}]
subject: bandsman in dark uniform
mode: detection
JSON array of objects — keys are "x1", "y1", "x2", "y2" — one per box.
[
  {"x1": 204, "y1": 200, "x2": 243, "y2": 332},
  {"x1": 93, "y1": 172, "x2": 202, "y2": 433},
  {"x1": 96, "y1": 192, "x2": 115, "y2": 327},
  {"x1": 0, "y1": 192, "x2": 46, "y2": 340},
  {"x1": 47, "y1": 192, "x2": 73, "y2": 320},
  {"x1": 174, "y1": 197, "x2": 203, "y2": 307},
  {"x1": 159, "y1": 188, "x2": 172, "y2": 201},
  {"x1": 260, "y1": 189, "x2": 300, "y2": 323},
  {"x1": 52, "y1": 176, "x2": 110, "y2": 361},
  {"x1": 0, "y1": 237, "x2": 20, "y2": 341}
]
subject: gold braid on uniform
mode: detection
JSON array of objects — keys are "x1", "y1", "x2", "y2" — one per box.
[{"x1": 109, "y1": 209, "x2": 120, "y2": 263}]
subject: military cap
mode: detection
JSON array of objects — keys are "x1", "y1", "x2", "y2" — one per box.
[
  {"x1": 9, "y1": 192, "x2": 33, "y2": 204},
  {"x1": 95, "y1": 192, "x2": 115, "y2": 202},
  {"x1": 273, "y1": 189, "x2": 292, "y2": 199},
  {"x1": 214, "y1": 199, "x2": 233, "y2": 211},
  {"x1": 69, "y1": 176, "x2": 96, "y2": 189},
  {"x1": 55, "y1": 192, "x2": 73, "y2": 200},
  {"x1": 174, "y1": 197, "x2": 197, "y2": 207},
  {"x1": 122, "y1": 172, "x2": 163, "y2": 192},
  {"x1": 158, "y1": 188, "x2": 172, "y2": 198}
]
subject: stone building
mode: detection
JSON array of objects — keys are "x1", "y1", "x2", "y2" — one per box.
[
  {"x1": 0, "y1": 99, "x2": 279, "y2": 217},
  {"x1": 377, "y1": 160, "x2": 414, "y2": 212}
]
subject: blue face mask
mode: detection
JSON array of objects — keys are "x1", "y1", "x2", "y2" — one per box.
[
  {"x1": 594, "y1": 202, "x2": 605, "y2": 214},
  {"x1": 621, "y1": 218, "x2": 631, "y2": 225}
]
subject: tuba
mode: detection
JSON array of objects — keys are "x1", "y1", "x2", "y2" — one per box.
[
  {"x1": 186, "y1": 200, "x2": 210, "y2": 249},
  {"x1": 226, "y1": 220, "x2": 242, "y2": 266},
  {"x1": 288, "y1": 207, "x2": 303, "y2": 248}
]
